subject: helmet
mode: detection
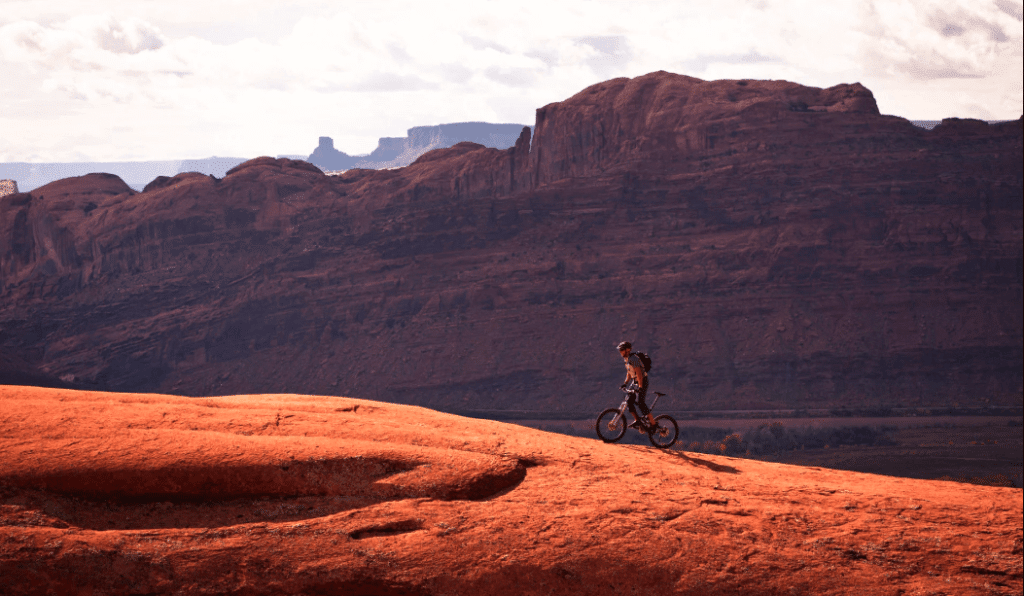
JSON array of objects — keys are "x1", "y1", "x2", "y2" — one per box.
[{"x1": 616, "y1": 341, "x2": 632, "y2": 351}]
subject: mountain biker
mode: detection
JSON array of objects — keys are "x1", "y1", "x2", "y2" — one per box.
[{"x1": 617, "y1": 341, "x2": 656, "y2": 431}]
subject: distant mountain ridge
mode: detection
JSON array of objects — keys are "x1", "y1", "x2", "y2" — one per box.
[
  {"x1": 2, "y1": 120, "x2": 1002, "y2": 192},
  {"x1": 0, "y1": 122, "x2": 531, "y2": 191},
  {"x1": 0, "y1": 157, "x2": 248, "y2": 193},
  {"x1": 307, "y1": 122, "x2": 531, "y2": 171}
]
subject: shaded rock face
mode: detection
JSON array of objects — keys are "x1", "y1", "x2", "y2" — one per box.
[
  {"x1": 0, "y1": 173, "x2": 135, "y2": 289},
  {"x1": 0, "y1": 72, "x2": 1021, "y2": 413},
  {"x1": 0, "y1": 348, "x2": 75, "y2": 389},
  {"x1": 1, "y1": 386, "x2": 1022, "y2": 596}
]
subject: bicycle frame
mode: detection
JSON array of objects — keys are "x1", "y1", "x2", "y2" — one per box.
[
  {"x1": 597, "y1": 386, "x2": 677, "y2": 448},
  {"x1": 610, "y1": 387, "x2": 661, "y2": 426}
]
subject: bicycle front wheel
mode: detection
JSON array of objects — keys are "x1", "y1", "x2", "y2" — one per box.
[
  {"x1": 595, "y1": 408, "x2": 626, "y2": 443},
  {"x1": 648, "y1": 415, "x2": 678, "y2": 449}
]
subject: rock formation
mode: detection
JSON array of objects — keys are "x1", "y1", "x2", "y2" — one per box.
[
  {"x1": 0, "y1": 179, "x2": 17, "y2": 198},
  {"x1": 0, "y1": 72, "x2": 1021, "y2": 414},
  {"x1": 1, "y1": 385, "x2": 1020, "y2": 595},
  {"x1": 308, "y1": 136, "x2": 357, "y2": 171},
  {"x1": 307, "y1": 122, "x2": 530, "y2": 171}
]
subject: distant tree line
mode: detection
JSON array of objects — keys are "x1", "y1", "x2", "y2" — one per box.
[{"x1": 681, "y1": 421, "x2": 896, "y2": 457}]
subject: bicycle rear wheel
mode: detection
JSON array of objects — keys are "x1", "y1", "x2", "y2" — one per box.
[
  {"x1": 648, "y1": 415, "x2": 678, "y2": 449},
  {"x1": 595, "y1": 408, "x2": 626, "y2": 443}
]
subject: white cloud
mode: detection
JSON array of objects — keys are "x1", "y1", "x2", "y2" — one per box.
[
  {"x1": 81, "y1": 14, "x2": 164, "y2": 54},
  {"x1": 0, "y1": 0, "x2": 1020, "y2": 162},
  {"x1": 862, "y1": 0, "x2": 1022, "y2": 79}
]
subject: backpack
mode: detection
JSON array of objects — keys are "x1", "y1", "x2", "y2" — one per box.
[{"x1": 634, "y1": 351, "x2": 652, "y2": 373}]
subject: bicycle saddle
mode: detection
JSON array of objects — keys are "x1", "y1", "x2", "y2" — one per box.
[{"x1": 654, "y1": 392, "x2": 666, "y2": 397}]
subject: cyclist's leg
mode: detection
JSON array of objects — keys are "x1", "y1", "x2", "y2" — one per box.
[
  {"x1": 637, "y1": 380, "x2": 655, "y2": 425},
  {"x1": 625, "y1": 390, "x2": 641, "y2": 425}
]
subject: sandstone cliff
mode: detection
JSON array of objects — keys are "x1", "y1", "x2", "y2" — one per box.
[
  {"x1": 1, "y1": 386, "x2": 1020, "y2": 595},
  {"x1": 0, "y1": 72, "x2": 1021, "y2": 413}
]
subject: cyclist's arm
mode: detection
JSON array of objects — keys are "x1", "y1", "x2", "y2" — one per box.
[{"x1": 624, "y1": 360, "x2": 640, "y2": 385}]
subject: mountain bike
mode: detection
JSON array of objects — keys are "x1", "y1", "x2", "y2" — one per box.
[{"x1": 595, "y1": 386, "x2": 679, "y2": 448}]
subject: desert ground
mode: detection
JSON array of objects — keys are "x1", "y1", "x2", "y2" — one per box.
[{"x1": 1, "y1": 385, "x2": 1021, "y2": 595}]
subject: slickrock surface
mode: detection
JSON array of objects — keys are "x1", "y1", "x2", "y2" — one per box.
[
  {"x1": 0, "y1": 72, "x2": 1021, "y2": 412},
  {"x1": 1, "y1": 385, "x2": 1020, "y2": 595}
]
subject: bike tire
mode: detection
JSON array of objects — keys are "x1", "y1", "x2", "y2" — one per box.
[
  {"x1": 648, "y1": 415, "x2": 678, "y2": 449},
  {"x1": 595, "y1": 408, "x2": 626, "y2": 443}
]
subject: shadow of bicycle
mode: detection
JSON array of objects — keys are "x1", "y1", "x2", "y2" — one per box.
[
  {"x1": 661, "y1": 449, "x2": 741, "y2": 474},
  {"x1": 621, "y1": 444, "x2": 740, "y2": 474}
]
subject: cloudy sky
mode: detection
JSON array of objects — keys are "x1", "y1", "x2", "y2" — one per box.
[{"x1": 1, "y1": 0, "x2": 1021, "y2": 162}]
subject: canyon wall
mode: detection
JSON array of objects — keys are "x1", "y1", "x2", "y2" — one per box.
[{"x1": 1, "y1": 72, "x2": 1021, "y2": 413}]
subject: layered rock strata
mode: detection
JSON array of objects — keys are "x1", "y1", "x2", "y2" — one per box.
[{"x1": 0, "y1": 72, "x2": 1021, "y2": 412}]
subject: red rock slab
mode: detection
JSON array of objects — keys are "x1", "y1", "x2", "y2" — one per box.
[{"x1": 1, "y1": 385, "x2": 1021, "y2": 595}]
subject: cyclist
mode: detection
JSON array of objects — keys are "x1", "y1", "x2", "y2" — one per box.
[{"x1": 617, "y1": 341, "x2": 656, "y2": 431}]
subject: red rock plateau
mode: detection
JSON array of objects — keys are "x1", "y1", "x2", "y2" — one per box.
[
  {"x1": 1, "y1": 385, "x2": 1021, "y2": 595},
  {"x1": 0, "y1": 72, "x2": 1021, "y2": 413}
]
